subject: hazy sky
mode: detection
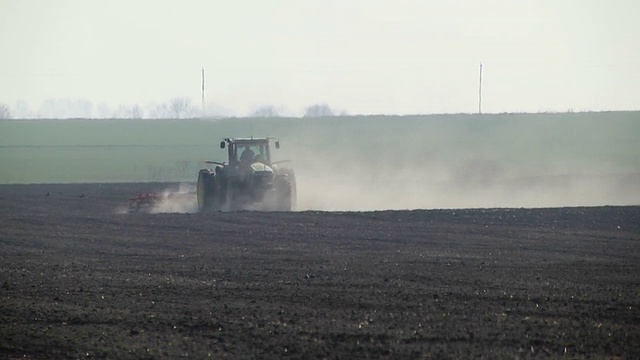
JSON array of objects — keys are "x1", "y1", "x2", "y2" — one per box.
[{"x1": 1, "y1": 0, "x2": 639, "y2": 116}]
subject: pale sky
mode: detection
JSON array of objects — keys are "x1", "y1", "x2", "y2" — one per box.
[{"x1": 1, "y1": 0, "x2": 639, "y2": 116}]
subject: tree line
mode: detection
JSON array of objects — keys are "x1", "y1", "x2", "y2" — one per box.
[{"x1": 0, "y1": 99, "x2": 341, "y2": 119}]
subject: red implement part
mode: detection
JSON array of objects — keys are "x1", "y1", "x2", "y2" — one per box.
[{"x1": 128, "y1": 192, "x2": 159, "y2": 213}]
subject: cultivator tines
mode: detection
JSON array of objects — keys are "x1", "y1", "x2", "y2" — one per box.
[{"x1": 128, "y1": 192, "x2": 159, "y2": 213}]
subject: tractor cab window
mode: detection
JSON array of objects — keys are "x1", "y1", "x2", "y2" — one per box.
[{"x1": 234, "y1": 144, "x2": 269, "y2": 165}]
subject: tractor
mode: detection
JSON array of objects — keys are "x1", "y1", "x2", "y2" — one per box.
[{"x1": 197, "y1": 137, "x2": 296, "y2": 212}]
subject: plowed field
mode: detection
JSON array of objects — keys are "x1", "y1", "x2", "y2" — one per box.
[{"x1": 1, "y1": 183, "x2": 639, "y2": 359}]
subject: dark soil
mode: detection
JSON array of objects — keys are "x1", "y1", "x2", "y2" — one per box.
[{"x1": 1, "y1": 183, "x2": 639, "y2": 359}]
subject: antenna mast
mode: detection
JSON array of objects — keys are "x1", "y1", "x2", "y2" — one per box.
[
  {"x1": 478, "y1": 63, "x2": 483, "y2": 115},
  {"x1": 201, "y1": 67, "x2": 205, "y2": 117}
]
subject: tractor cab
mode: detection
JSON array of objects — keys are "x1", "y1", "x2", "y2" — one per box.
[{"x1": 220, "y1": 138, "x2": 278, "y2": 166}]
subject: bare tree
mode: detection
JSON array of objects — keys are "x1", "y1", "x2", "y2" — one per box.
[
  {"x1": 148, "y1": 102, "x2": 169, "y2": 119},
  {"x1": 252, "y1": 105, "x2": 280, "y2": 118},
  {"x1": 112, "y1": 104, "x2": 144, "y2": 119},
  {"x1": 169, "y1": 97, "x2": 193, "y2": 119},
  {"x1": 97, "y1": 103, "x2": 112, "y2": 118},
  {"x1": 0, "y1": 103, "x2": 11, "y2": 119},
  {"x1": 130, "y1": 104, "x2": 143, "y2": 119},
  {"x1": 304, "y1": 103, "x2": 334, "y2": 117}
]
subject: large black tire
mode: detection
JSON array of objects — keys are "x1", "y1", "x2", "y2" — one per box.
[
  {"x1": 274, "y1": 170, "x2": 296, "y2": 211},
  {"x1": 197, "y1": 169, "x2": 217, "y2": 212}
]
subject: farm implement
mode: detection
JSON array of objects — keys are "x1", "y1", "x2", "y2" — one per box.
[{"x1": 128, "y1": 192, "x2": 160, "y2": 213}]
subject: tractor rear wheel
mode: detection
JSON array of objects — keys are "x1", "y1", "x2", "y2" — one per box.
[
  {"x1": 197, "y1": 169, "x2": 217, "y2": 212},
  {"x1": 274, "y1": 171, "x2": 296, "y2": 211}
]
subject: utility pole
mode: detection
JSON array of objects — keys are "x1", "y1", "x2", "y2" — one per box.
[
  {"x1": 478, "y1": 63, "x2": 483, "y2": 115},
  {"x1": 201, "y1": 67, "x2": 205, "y2": 117}
]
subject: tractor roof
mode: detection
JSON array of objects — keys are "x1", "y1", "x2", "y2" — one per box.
[{"x1": 225, "y1": 137, "x2": 272, "y2": 145}]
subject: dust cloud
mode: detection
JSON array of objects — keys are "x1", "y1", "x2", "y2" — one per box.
[
  {"x1": 279, "y1": 114, "x2": 640, "y2": 211},
  {"x1": 294, "y1": 162, "x2": 640, "y2": 211},
  {"x1": 148, "y1": 161, "x2": 639, "y2": 213},
  {"x1": 146, "y1": 113, "x2": 640, "y2": 212},
  {"x1": 150, "y1": 183, "x2": 197, "y2": 213}
]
